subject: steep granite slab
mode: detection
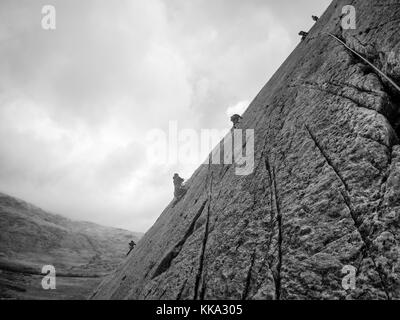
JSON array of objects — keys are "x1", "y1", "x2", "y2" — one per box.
[{"x1": 92, "y1": 0, "x2": 400, "y2": 300}]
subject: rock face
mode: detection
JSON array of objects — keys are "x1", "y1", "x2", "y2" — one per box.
[
  {"x1": 92, "y1": 0, "x2": 400, "y2": 300},
  {"x1": 0, "y1": 192, "x2": 142, "y2": 299}
]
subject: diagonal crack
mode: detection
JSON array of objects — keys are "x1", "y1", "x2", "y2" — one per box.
[
  {"x1": 376, "y1": 146, "x2": 394, "y2": 216},
  {"x1": 194, "y1": 172, "x2": 213, "y2": 300},
  {"x1": 241, "y1": 250, "x2": 257, "y2": 300},
  {"x1": 264, "y1": 156, "x2": 276, "y2": 259},
  {"x1": 272, "y1": 165, "x2": 283, "y2": 300},
  {"x1": 159, "y1": 287, "x2": 168, "y2": 299},
  {"x1": 152, "y1": 199, "x2": 208, "y2": 279},
  {"x1": 305, "y1": 122, "x2": 390, "y2": 298},
  {"x1": 305, "y1": 124, "x2": 351, "y2": 192},
  {"x1": 264, "y1": 156, "x2": 283, "y2": 300},
  {"x1": 176, "y1": 279, "x2": 188, "y2": 300},
  {"x1": 339, "y1": 190, "x2": 391, "y2": 300}
]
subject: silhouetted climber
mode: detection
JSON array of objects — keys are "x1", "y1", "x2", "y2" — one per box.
[
  {"x1": 230, "y1": 114, "x2": 243, "y2": 129},
  {"x1": 299, "y1": 31, "x2": 308, "y2": 41},
  {"x1": 173, "y1": 173, "x2": 186, "y2": 200},
  {"x1": 312, "y1": 15, "x2": 319, "y2": 21},
  {"x1": 127, "y1": 240, "x2": 136, "y2": 256}
]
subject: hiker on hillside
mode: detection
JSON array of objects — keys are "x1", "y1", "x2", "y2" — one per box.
[
  {"x1": 173, "y1": 173, "x2": 186, "y2": 200},
  {"x1": 127, "y1": 240, "x2": 136, "y2": 256},
  {"x1": 230, "y1": 114, "x2": 243, "y2": 129},
  {"x1": 312, "y1": 15, "x2": 319, "y2": 21},
  {"x1": 299, "y1": 31, "x2": 308, "y2": 41}
]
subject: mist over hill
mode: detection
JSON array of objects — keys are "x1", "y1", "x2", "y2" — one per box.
[{"x1": 0, "y1": 192, "x2": 142, "y2": 299}]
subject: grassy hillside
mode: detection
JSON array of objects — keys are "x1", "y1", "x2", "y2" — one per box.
[{"x1": 0, "y1": 192, "x2": 142, "y2": 299}]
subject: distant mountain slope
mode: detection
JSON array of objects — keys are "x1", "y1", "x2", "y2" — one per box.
[{"x1": 0, "y1": 192, "x2": 142, "y2": 299}]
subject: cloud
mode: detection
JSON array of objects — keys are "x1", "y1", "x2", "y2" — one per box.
[
  {"x1": 0, "y1": 0, "x2": 331, "y2": 232},
  {"x1": 226, "y1": 101, "x2": 250, "y2": 117}
]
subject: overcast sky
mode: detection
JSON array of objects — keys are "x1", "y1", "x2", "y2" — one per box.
[{"x1": 0, "y1": 0, "x2": 331, "y2": 232}]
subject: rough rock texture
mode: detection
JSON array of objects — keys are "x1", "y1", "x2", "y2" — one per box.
[{"x1": 92, "y1": 0, "x2": 400, "y2": 300}]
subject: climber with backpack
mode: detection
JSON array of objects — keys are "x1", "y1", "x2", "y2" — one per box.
[
  {"x1": 230, "y1": 114, "x2": 243, "y2": 129},
  {"x1": 299, "y1": 31, "x2": 308, "y2": 41},
  {"x1": 173, "y1": 173, "x2": 186, "y2": 200},
  {"x1": 127, "y1": 240, "x2": 136, "y2": 256}
]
